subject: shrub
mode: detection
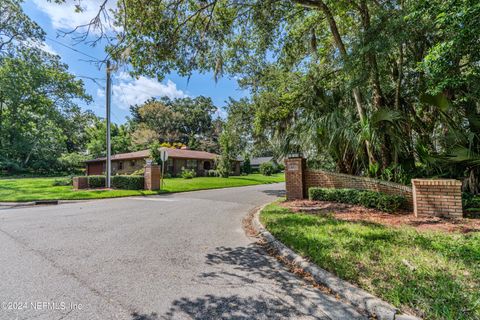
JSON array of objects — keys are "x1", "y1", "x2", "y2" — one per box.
[
  {"x1": 260, "y1": 162, "x2": 276, "y2": 176},
  {"x1": 309, "y1": 187, "x2": 406, "y2": 212},
  {"x1": 206, "y1": 169, "x2": 219, "y2": 177},
  {"x1": 242, "y1": 157, "x2": 252, "y2": 174},
  {"x1": 181, "y1": 168, "x2": 196, "y2": 179},
  {"x1": 131, "y1": 168, "x2": 145, "y2": 176},
  {"x1": 58, "y1": 152, "x2": 89, "y2": 174},
  {"x1": 112, "y1": 175, "x2": 144, "y2": 190},
  {"x1": 88, "y1": 175, "x2": 106, "y2": 188}
]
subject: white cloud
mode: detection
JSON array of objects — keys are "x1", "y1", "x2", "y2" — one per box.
[
  {"x1": 97, "y1": 73, "x2": 187, "y2": 110},
  {"x1": 39, "y1": 43, "x2": 58, "y2": 55},
  {"x1": 33, "y1": 0, "x2": 118, "y2": 33},
  {"x1": 26, "y1": 40, "x2": 58, "y2": 55}
]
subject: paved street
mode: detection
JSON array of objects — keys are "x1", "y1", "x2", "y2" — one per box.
[{"x1": 0, "y1": 183, "x2": 365, "y2": 320}]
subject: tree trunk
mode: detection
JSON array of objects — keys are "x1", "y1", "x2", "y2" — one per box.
[
  {"x1": 295, "y1": 0, "x2": 377, "y2": 166},
  {"x1": 358, "y1": 0, "x2": 391, "y2": 168},
  {"x1": 463, "y1": 167, "x2": 480, "y2": 195}
]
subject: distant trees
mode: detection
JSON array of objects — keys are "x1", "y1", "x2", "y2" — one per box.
[
  {"x1": 129, "y1": 96, "x2": 222, "y2": 153},
  {"x1": 0, "y1": 48, "x2": 93, "y2": 173}
]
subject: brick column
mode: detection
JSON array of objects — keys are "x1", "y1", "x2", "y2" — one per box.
[
  {"x1": 144, "y1": 164, "x2": 161, "y2": 190},
  {"x1": 73, "y1": 176, "x2": 88, "y2": 190},
  {"x1": 412, "y1": 179, "x2": 463, "y2": 218},
  {"x1": 285, "y1": 157, "x2": 306, "y2": 200}
]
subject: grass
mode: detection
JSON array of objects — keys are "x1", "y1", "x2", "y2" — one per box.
[
  {"x1": 0, "y1": 173, "x2": 284, "y2": 202},
  {"x1": 260, "y1": 202, "x2": 480, "y2": 320}
]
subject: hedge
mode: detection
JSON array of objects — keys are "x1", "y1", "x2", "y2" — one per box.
[
  {"x1": 87, "y1": 175, "x2": 106, "y2": 188},
  {"x1": 308, "y1": 187, "x2": 406, "y2": 213},
  {"x1": 81, "y1": 175, "x2": 145, "y2": 190},
  {"x1": 111, "y1": 175, "x2": 144, "y2": 190}
]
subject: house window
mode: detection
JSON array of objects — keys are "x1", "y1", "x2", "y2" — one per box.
[
  {"x1": 130, "y1": 160, "x2": 136, "y2": 167},
  {"x1": 203, "y1": 161, "x2": 211, "y2": 170},
  {"x1": 167, "y1": 158, "x2": 174, "y2": 173},
  {"x1": 186, "y1": 160, "x2": 197, "y2": 170},
  {"x1": 118, "y1": 161, "x2": 123, "y2": 170}
]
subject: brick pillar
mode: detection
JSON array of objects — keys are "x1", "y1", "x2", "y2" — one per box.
[
  {"x1": 285, "y1": 157, "x2": 306, "y2": 200},
  {"x1": 412, "y1": 179, "x2": 463, "y2": 218},
  {"x1": 73, "y1": 176, "x2": 88, "y2": 190},
  {"x1": 144, "y1": 164, "x2": 161, "y2": 190}
]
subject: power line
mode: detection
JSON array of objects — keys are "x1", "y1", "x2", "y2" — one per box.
[{"x1": 46, "y1": 36, "x2": 102, "y2": 61}]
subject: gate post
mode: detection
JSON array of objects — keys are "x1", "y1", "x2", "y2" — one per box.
[
  {"x1": 285, "y1": 157, "x2": 306, "y2": 200},
  {"x1": 144, "y1": 163, "x2": 161, "y2": 190}
]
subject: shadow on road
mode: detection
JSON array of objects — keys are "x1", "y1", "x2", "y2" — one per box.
[
  {"x1": 147, "y1": 244, "x2": 361, "y2": 319},
  {"x1": 261, "y1": 189, "x2": 286, "y2": 197}
]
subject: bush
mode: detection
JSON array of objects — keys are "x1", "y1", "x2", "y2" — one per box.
[
  {"x1": 242, "y1": 157, "x2": 252, "y2": 174},
  {"x1": 181, "y1": 168, "x2": 196, "y2": 179},
  {"x1": 206, "y1": 169, "x2": 219, "y2": 177},
  {"x1": 88, "y1": 175, "x2": 106, "y2": 188},
  {"x1": 58, "y1": 152, "x2": 89, "y2": 174},
  {"x1": 112, "y1": 175, "x2": 144, "y2": 190},
  {"x1": 260, "y1": 162, "x2": 276, "y2": 176},
  {"x1": 308, "y1": 187, "x2": 406, "y2": 213},
  {"x1": 131, "y1": 168, "x2": 145, "y2": 176}
]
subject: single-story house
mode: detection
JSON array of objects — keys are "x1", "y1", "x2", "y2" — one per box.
[
  {"x1": 85, "y1": 147, "x2": 241, "y2": 176},
  {"x1": 250, "y1": 157, "x2": 275, "y2": 171}
]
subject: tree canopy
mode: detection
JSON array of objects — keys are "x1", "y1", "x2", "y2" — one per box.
[
  {"x1": 129, "y1": 96, "x2": 222, "y2": 153},
  {"x1": 107, "y1": 0, "x2": 480, "y2": 192}
]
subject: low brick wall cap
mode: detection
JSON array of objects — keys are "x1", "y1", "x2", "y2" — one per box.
[{"x1": 412, "y1": 179, "x2": 462, "y2": 186}]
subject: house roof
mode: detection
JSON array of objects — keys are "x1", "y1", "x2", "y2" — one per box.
[
  {"x1": 251, "y1": 157, "x2": 274, "y2": 166},
  {"x1": 85, "y1": 147, "x2": 218, "y2": 163}
]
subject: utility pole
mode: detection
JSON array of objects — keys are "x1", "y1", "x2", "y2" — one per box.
[{"x1": 106, "y1": 60, "x2": 112, "y2": 188}]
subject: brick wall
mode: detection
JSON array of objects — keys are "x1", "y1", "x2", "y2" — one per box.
[
  {"x1": 304, "y1": 169, "x2": 414, "y2": 210},
  {"x1": 412, "y1": 179, "x2": 463, "y2": 218},
  {"x1": 285, "y1": 157, "x2": 464, "y2": 217}
]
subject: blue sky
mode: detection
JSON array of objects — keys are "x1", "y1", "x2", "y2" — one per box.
[{"x1": 22, "y1": 1, "x2": 248, "y2": 123}]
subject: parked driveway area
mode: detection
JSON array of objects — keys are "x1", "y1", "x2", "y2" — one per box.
[{"x1": 0, "y1": 183, "x2": 365, "y2": 320}]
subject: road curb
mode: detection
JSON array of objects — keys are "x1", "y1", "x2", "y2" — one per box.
[{"x1": 251, "y1": 205, "x2": 421, "y2": 320}]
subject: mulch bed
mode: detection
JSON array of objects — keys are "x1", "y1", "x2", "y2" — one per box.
[{"x1": 281, "y1": 200, "x2": 480, "y2": 233}]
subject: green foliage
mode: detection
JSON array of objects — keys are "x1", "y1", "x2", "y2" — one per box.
[
  {"x1": 111, "y1": 175, "x2": 144, "y2": 190},
  {"x1": 217, "y1": 126, "x2": 239, "y2": 178},
  {"x1": 308, "y1": 188, "x2": 406, "y2": 213},
  {"x1": 261, "y1": 203, "x2": 480, "y2": 320},
  {"x1": 86, "y1": 119, "x2": 132, "y2": 159},
  {"x1": 0, "y1": 2, "x2": 92, "y2": 175},
  {"x1": 129, "y1": 96, "x2": 221, "y2": 153},
  {"x1": 58, "y1": 152, "x2": 89, "y2": 174},
  {"x1": 87, "y1": 175, "x2": 106, "y2": 189},
  {"x1": 0, "y1": 48, "x2": 92, "y2": 174},
  {"x1": 107, "y1": 0, "x2": 480, "y2": 193},
  {"x1": 259, "y1": 162, "x2": 276, "y2": 176},
  {"x1": 205, "y1": 169, "x2": 219, "y2": 177},
  {"x1": 0, "y1": 0, "x2": 45, "y2": 56},
  {"x1": 241, "y1": 156, "x2": 251, "y2": 174},
  {"x1": 180, "y1": 168, "x2": 196, "y2": 179},
  {"x1": 149, "y1": 141, "x2": 162, "y2": 165},
  {"x1": 130, "y1": 168, "x2": 145, "y2": 176}
]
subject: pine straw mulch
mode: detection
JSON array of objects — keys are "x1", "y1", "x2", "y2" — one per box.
[{"x1": 280, "y1": 200, "x2": 480, "y2": 233}]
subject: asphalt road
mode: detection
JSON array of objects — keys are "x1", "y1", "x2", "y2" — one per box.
[{"x1": 0, "y1": 183, "x2": 365, "y2": 320}]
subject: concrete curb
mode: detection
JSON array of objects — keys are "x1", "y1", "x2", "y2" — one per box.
[{"x1": 251, "y1": 205, "x2": 421, "y2": 320}]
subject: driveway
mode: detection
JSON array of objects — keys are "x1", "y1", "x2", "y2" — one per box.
[{"x1": 0, "y1": 183, "x2": 365, "y2": 320}]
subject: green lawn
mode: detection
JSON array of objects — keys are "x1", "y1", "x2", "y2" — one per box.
[
  {"x1": 260, "y1": 202, "x2": 480, "y2": 320},
  {"x1": 0, "y1": 173, "x2": 284, "y2": 202}
]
